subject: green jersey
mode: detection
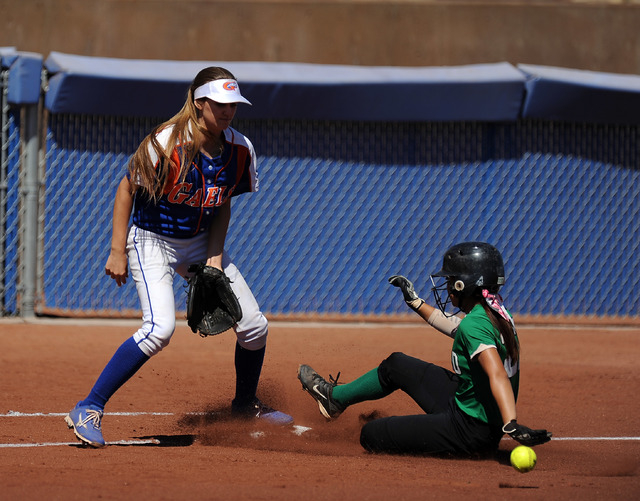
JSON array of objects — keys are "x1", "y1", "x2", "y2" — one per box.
[{"x1": 451, "y1": 303, "x2": 519, "y2": 427}]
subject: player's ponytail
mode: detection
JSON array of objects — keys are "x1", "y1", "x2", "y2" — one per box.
[{"x1": 480, "y1": 299, "x2": 520, "y2": 364}]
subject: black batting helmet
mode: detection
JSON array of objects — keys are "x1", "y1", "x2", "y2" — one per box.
[{"x1": 430, "y1": 242, "x2": 505, "y2": 314}]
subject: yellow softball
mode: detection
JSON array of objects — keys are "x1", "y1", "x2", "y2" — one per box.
[{"x1": 510, "y1": 445, "x2": 537, "y2": 473}]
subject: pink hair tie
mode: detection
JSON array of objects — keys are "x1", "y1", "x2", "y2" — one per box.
[{"x1": 482, "y1": 289, "x2": 515, "y2": 326}]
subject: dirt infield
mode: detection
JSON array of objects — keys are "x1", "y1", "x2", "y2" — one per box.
[{"x1": 1, "y1": 319, "x2": 638, "y2": 500}]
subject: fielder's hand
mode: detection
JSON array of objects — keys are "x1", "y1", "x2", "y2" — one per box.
[
  {"x1": 105, "y1": 251, "x2": 129, "y2": 287},
  {"x1": 502, "y1": 420, "x2": 552, "y2": 446},
  {"x1": 388, "y1": 275, "x2": 424, "y2": 312}
]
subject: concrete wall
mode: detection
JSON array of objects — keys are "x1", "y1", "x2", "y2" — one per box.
[{"x1": 2, "y1": 1, "x2": 639, "y2": 74}]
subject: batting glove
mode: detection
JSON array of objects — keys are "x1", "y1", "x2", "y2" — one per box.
[
  {"x1": 388, "y1": 275, "x2": 425, "y2": 312},
  {"x1": 502, "y1": 419, "x2": 552, "y2": 446}
]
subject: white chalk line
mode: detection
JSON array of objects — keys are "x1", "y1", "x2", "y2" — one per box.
[
  {"x1": 1, "y1": 411, "x2": 638, "y2": 448},
  {"x1": 0, "y1": 439, "x2": 159, "y2": 448},
  {"x1": 1, "y1": 411, "x2": 176, "y2": 417},
  {"x1": 0, "y1": 411, "x2": 312, "y2": 448},
  {"x1": 550, "y1": 437, "x2": 640, "y2": 441}
]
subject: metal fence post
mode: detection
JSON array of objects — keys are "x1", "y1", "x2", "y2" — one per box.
[{"x1": 20, "y1": 103, "x2": 39, "y2": 317}]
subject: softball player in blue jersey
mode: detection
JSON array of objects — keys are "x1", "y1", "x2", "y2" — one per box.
[
  {"x1": 298, "y1": 242, "x2": 551, "y2": 455},
  {"x1": 65, "y1": 67, "x2": 293, "y2": 448}
]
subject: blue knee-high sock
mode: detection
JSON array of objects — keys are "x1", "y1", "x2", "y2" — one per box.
[{"x1": 79, "y1": 337, "x2": 150, "y2": 410}]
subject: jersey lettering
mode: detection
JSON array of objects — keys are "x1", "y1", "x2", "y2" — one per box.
[
  {"x1": 167, "y1": 182, "x2": 194, "y2": 204},
  {"x1": 185, "y1": 190, "x2": 202, "y2": 207},
  {"x1": 166, "y1": 183, "x2": 230, "y2": 208},
  {"x1": 203, "y1": 186, "x2": 228, "y2": 207}
]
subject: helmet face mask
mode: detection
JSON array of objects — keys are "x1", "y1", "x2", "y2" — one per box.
[
  {"x1": 430, "y1": 242, "x2": 505, "y2": 316},
  {"x1": 430, "y1": 275, "x2": 456, "y2": 316}
]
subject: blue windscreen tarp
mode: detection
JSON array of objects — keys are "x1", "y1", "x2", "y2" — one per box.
[
  {"x1": 519, "y1": 64, "x2": 640, "y2": 125},
  {"x1": 44, "y1": 52, "x2": 526, "y2": 121},
  {"x1": 1, "y1": 49, "x2": 43, "y2": 105}
]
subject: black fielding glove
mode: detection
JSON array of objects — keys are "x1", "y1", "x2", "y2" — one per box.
[{"x1": 186, "y1": 263, "x2": 243, "y2": 337}]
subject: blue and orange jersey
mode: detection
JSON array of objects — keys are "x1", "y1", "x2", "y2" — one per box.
[{"x1": 130, "y1": 126, "x2": 258, "y2": 238}]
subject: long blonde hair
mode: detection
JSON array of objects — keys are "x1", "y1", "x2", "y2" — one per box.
[{"x1": 128, "y1": 66, "x2": 237, "y2": 201}]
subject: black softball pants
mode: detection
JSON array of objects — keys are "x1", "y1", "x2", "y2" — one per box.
[{"x1": 359, "y1": 352, "x2": 502, "y2": 456}]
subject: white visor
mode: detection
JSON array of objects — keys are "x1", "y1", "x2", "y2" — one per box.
[{"x1": 193, "y1": 79, "x2": 251, "y2": 105}]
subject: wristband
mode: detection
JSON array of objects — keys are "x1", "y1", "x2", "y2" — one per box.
[
  {"x1": 407, "y1": 297, "x2": 424, "y2": 311},
  {"x1": 502, "y1": 419, "x2": 517, "y2": 433}
]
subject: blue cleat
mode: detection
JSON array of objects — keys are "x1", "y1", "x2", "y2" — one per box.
[
  {"x1": 232, "y1": 398, "x2": 294, "y2": 426},
  {"x1": 64, "y1": 403, "x2": 106, "y2": 448}
]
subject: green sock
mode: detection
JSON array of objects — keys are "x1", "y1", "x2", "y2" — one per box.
[{"x1": 332, "y1": 368, "x2": 391, "y2": 407}]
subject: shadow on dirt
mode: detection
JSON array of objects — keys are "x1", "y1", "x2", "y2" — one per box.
[{"x1": 132, "y1": 434, "x2": 197, "y2": 447}]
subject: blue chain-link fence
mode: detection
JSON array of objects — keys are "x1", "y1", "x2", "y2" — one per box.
[
  {"x1": 41, "y1": 116, "x2": 639, "y2": 318},
  {"x1": 0, "y1": 69, "x2": 22, "y2": 315}
]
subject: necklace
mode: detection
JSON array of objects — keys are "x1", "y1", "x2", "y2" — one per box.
[{"x1": 202, "y1": 136, "x2": 224, "y2": 158}]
